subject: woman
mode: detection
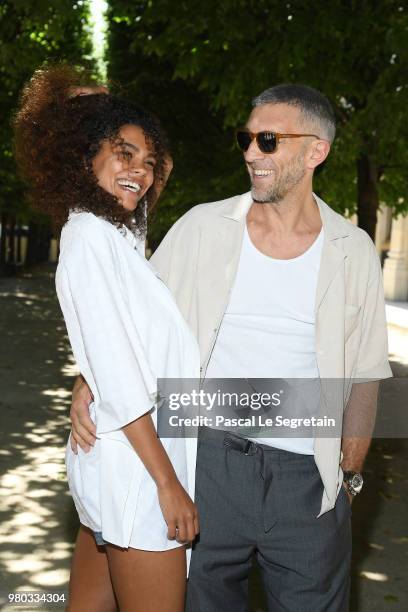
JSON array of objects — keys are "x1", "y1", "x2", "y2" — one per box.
[{"x1": 13, "y1": 65, "x2": 200, "y2": 612}]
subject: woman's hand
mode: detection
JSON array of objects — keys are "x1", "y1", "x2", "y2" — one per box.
[
  {"x1": 157, "y1": 479, "x2": 200, "y2": 544},
  {"x1": 123, "y1": 413, "x2": 199, "y2": 543},
  {"x1": 70, "y1": 375, "x2": 96, "y2": 453}
]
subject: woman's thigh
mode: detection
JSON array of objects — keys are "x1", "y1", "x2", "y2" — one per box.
[
  {"x1": 68, "y1": 526, "x2": 117, "y2": 612},
  {"x1": 106, "y1": 544, "x2": 186, "y2": 612}
]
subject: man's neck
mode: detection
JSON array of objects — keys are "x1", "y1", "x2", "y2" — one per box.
[
  {"x1": 246, "y1": 186, "x2": 322, "y2": 259},
  {"x1": 248, "y1": 187, "x2": 321, "y2": 236}
]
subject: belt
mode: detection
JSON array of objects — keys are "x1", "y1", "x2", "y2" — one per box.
[{"x1": 222, "y1": 431, "x2": 276, "y2": 532}]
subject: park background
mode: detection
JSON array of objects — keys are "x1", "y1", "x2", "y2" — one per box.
[{"x1": 0, "y1": 1, "x2": 407, "y2": 610}]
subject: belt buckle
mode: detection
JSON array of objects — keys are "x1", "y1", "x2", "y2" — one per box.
[{"x1": 244, "y1": 439, "x2": 253, "y2": 455}]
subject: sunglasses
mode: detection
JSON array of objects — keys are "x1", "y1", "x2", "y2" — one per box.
[{"x1": 236, "y1": 130, "x2": 320, "y2": 154}]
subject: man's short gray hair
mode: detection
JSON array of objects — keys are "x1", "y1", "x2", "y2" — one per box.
[{"x1": 252, "y1": 84, "x2": 336, "y2": 144}]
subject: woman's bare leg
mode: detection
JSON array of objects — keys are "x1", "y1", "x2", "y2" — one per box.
[
  {"x1": 68, "y1": 526, "x2": 117, "y2": 612},
  {"x1": 106, "y1": 544, "x2": 186, "y2": 612}
]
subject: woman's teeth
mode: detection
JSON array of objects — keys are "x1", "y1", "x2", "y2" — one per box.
[{"x1": 117, "y1": 179, "x2": 141, "y2": 193}]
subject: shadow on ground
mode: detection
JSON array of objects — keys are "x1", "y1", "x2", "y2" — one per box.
[{"x1": 0, "y1": 265, "x2": 77, "y2": 607}]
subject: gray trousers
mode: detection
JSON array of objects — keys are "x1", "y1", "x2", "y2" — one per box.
[{"x1": 186, "y1": 427, "x2": 351, "y2": 612}]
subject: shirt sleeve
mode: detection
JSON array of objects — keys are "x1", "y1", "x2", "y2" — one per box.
[
  {"x1": 354, "y1": 240, "x2": 393, "y2": 381},
  {"x1": 56, "y1": 228, "x2": 157, "y2": 434}
]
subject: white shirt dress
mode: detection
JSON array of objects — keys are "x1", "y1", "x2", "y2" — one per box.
[{"x1": 55, "y1": 211, "x2": 200, "y2": 561}]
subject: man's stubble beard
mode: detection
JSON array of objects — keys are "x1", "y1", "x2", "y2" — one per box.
[{"x1": 251, "y1": 150, "x2": 307, "y2": 204}]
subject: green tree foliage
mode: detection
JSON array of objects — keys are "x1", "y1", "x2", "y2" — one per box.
[
  {"x1": 108, "y1": 0, "x2": 407, "y2": 242},
  {"x1": 0, "y1": 0, "x2": 94, "y2": 269}
]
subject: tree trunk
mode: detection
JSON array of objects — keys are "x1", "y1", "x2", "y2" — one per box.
[
  {"x1": 9, "y1": 217, "x2": 16, "y2": 264},
  {"x1": 25, "y1": 222, "x2": 40, "y2": 267},
  {"x1": 357, "y1": 153, "x2": 379, "y2": 241},
  {"x1": 25, "y1": 222, "x2": 52, "y2": 267},
  {"x1": 0, "y1": 212, "x2": 7, "y2": 267},
  {"x1": 16, "y1": 227, "x2": 22, "y2": 264}
]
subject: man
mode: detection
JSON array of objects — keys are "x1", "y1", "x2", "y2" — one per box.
[{"x1": 70, "y1": 84, "x2": 391, "y2": 610}]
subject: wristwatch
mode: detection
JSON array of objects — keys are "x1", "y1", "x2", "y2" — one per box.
[{"x1": 343, "y1": 471, "x2": 364, "y2": 496}]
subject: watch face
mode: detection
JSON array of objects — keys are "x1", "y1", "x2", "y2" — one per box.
[{"x1": 350, "y1": 473, "x2": 364, "y2": 491}]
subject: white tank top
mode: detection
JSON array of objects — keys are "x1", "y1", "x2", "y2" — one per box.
[{"x1": 206, "y1": 223, "x2": 324, "y2": 454}]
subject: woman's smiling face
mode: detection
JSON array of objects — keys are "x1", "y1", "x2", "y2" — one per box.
[{"x1": 92, "y1": 124, "x2": 156, "y2": 211}]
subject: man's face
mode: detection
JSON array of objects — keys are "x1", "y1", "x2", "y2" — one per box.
[{"x1": 244, "y1": 103, "x2": 313, "y2": 204}]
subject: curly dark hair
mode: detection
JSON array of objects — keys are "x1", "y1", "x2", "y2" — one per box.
[{"x1": 13, "y1": 64, "x2": 169, "y2": 235}]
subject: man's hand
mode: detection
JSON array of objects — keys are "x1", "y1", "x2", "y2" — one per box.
[
  {"x1": 162, "y1": 154, "x2": 173, "y2": 183},
  {"x1": 154, "y1": 153, "x2": 173, "y2": 200},
  {"x1": 68, "y1": 85, "x2": 109, "y2": 98},
  {"x1": 70, "y1": 375, "x2": 95, "y2": 454},
  {"x1": 343, "y1": 482, "x2": 354, "y2": 505}
]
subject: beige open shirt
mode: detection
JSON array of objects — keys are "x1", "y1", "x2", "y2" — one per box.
[{"x1": 150, "y1": 191, "x2": 392, "y2": 516}]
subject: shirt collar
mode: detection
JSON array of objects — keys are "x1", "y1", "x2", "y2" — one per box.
[
  {"x1": 220, "y1": 191, "x2": 352, "y2": 241},
  {"x1": 68, "y1": 209, "x2": 146, "y2": 254}
]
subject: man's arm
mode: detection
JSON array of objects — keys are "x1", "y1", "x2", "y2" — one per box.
[
  {"x1": 341, "y1": 380, "x2": 380, "y2": 501},
  {"x1": 340, "y1": 232, "x2": 392, "y2": 500}
]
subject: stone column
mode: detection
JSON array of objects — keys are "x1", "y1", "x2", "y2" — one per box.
[
  {"x1": 375, "y1": 205, "x2": 392, "y2": 256},
  {"x1": 21, "y1": 236, "x2": 28, "y2": 264},
  {"x1": 383, "y1": 214, "x2": 408, "y2": 301},
  {"x1": 48, "y1": 238, "x2": 59, "y2": 263}
]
